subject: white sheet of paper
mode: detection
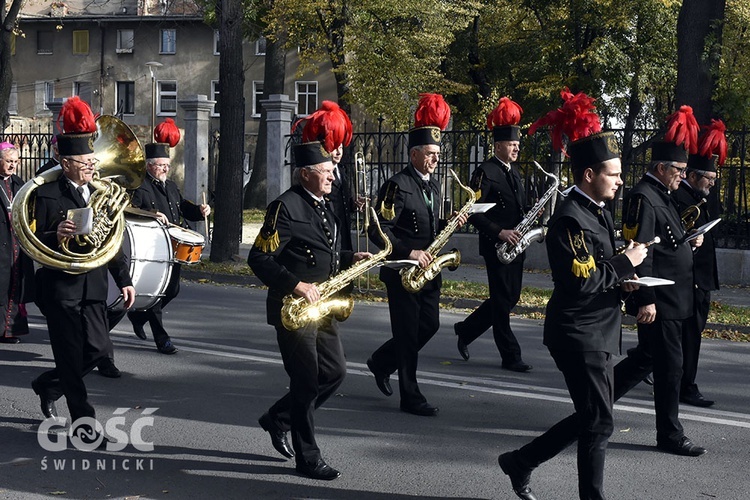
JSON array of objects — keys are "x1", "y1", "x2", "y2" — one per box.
[
  {"x1": 469, "y1": 203, "x2": 496, "y2": 214},
  {"x1": 684, "y1": 218, "x2": 721, "y2": 242},
  {"x1": 623, "y1": 277, "x2": 675, "y2": 287},
  {"x1": 380, "y1": 259, "x2": 419, "y2": 269}
]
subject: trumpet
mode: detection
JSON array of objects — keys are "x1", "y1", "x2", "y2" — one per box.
[{"x1": 681, "y1": 198, "x2": 706, "y2": 231}]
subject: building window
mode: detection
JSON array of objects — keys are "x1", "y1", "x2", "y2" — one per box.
[
  {"x1": 116, "y1": 81, "x2": 135, "y2": 116},
  {"x1": 157, "y1": 80, "x2": 177, "y2": 115},
  {"x1": 9, "y1": 83, "x2": 17, "y2": 115},
  {"x1": 35, "y1": 81, "x2": 56, "y2": 113},
  {"x1": 211, "y1": 81, "x2": 220, "y2": 116},
  {"x1": 160, "y1": 29, "x2": 176, "y2": 54},
  {"x1": 117, "y1": 29, "x2": 134, "y2": 53},
  {"x1": 45, "y1": 82, "x2": 55, "y2": 106},
  {"x1": 37, "y1": 31, "x2": 54, "y2": 55},
  {"x1": 255, "y1": 37, "x2": 266, "y2": 56},
  {"x1": 73, "y1": 30, "x2": 89, "y2": 54},
  {"x1": 213, "y1": 30, "x2": 220, "y2": 55},
  {"x1": 74, "y1": 81, "x2": 93, "y2": 104},
  {"x1": 252, "y1": 81, "x2": 264, "y2": 117},
  {"x1": 295, "y1": 81, "x2": 318, "y2": 116}
]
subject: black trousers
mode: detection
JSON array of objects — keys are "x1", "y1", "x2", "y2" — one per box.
[
  {"x1": 34, "y1": 299, "x2": 110, "y2": 422},
  {"x1": 127, "y1": 264, "x2": 181, "y2": 346},
  {"x1": 370, "y1": 273, "x2": 441, "y2": 406},
  {"x1": 456, "y1": 255, "x2": 523, "y2": 364},
  {"x1": 681, "y1": 288, "x2": 710, "y2": 396},
  {"x1": 266, "y1": 318, "x2": 346, "y2": 466},
  {"x1": 515, "y1": 349, "x2": 654, "y2": 500}
]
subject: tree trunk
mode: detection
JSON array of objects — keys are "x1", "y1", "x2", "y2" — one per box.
[
  {"x1": 210, "y1": 0, "x2": 245, "y2": 262},
  {"x1": 467, "y1": 16, "x2": 492, "y2": 101},
  {"x1": 244, "y1": 29, "x2": 287, "y2": 209},
  {"x1": 0, "y1": 0, "x2": 25, "y2": 131},
  {"x1": 675, "y1": 0, "x2": 726, "y2": 123}
]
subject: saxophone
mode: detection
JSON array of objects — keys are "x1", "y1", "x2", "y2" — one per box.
[
  {"x1": 400, "y1": 169, "x2": 478, "y2": 293},
  {"x1": 280, "y1": 207, "x2": 392, "y2": 331},
  {"x1": 496, "y1": 161, "x2": 558, "y2": 264}
]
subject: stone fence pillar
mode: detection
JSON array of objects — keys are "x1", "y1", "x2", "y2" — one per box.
[{"x1": 261, "y1": 94, "x2": 297, "y2": 205}]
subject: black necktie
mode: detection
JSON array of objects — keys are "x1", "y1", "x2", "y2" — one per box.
[{"x1": 76, "y1": 186, "x2": 87, "y2": 204}]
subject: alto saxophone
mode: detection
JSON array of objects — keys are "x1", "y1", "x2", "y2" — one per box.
[
  {"x1": 400, "y1": 169, "x2": 478, "y2": 293},
  {"x1": 496, "y1": 161, "x2": 559, "y2": 264},
  {"x1": 280, "y1": 207, "x2": 392, "y2": 331}
]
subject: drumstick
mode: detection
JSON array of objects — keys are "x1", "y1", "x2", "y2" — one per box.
[{"x1": 202, "y1": 191, "x2": 210, "y2": 242}]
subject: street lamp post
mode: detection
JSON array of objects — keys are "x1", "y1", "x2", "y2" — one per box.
[{"x1": 145, "y1": 61, "x2": 163, "y2": 141}]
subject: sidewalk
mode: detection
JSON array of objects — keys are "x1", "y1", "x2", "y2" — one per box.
[{"x1": 219, "y1": 222, "x2": 749, "y2": 309}]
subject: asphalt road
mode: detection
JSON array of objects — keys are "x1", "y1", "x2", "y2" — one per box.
[{"x1": 1, "y1": 281, "x2": 749, "y2": 499}]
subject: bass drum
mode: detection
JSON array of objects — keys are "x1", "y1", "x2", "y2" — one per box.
[{"x1": 107, "y1": 217, "x2": 174, "y2": 312}]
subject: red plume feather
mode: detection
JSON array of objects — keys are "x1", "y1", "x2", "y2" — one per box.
[
  {"x1": 154, "y1": 118, "x2": 181, "y2": 147},
  {"x1": 664, "y1": 105, "x2": 699, "y2": 154},
  {"x1": 293, "y1": 101, "x2": 353, "y2": 153},
  {"x1": 699, "y1": 119, "x2": 727, "y2": 166},
  {"x1": 57, "y1": 96, "x2": 97, "y2": 134},
  {"x1": 486, "y1": 97, "x2": 523, "y2": 130},
  {"x1": 528, "y1": 88, "x2": 601, "y2": 154},
  {"x1": 413, "y1": 93, "x2": 450, "y2": 130}
]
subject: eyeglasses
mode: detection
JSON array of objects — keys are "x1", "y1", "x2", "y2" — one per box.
[
  {"x1": 152, "y1": 163, "x2": 171, "y2": 170},
  {"x1": 699, "y1": 174, "x2": 717, "y2": 184},
  {"x1": 66, "y1": 158, "x2": 100, "y2": 168},
  {"x1": 668, "y1": 164, "x2": 687, "y2": 174},
  {"x1": 307, "y1": 166, "x2": 334, "y2": 176}
]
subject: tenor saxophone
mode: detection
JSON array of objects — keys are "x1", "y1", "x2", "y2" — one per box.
[
  {"x1": 400, "y1": 169, "x2": 478, "y2": 293},
  {"x1": 280, "y1": 207, "x2": 392, "y2": 331},
  {"x1": 496, "y1": 162, "x2": 558, "y2": 264}
]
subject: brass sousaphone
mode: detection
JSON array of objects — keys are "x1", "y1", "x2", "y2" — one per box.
[{"x1": 11, "y1": 116, "x2": 146, "y2": 274}]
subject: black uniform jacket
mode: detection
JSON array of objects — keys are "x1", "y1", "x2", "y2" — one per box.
[
  {"x1": 129, "y1": 175, "x2": 204, "y2": 226},
  {"x1": 248, "y1": 185, "x2": 354, "y2": 326},
  {"x1": 1, "y1": 174, "x2": 35, "y2": 303},
  {"x1": 469, "y1": 157, "x2": 526, "y2": 260},
  {"x1": 329, "y1": 167, "x2": 353, "y2": 251},
  {"x1": 368, "y1": 164, "x2": 441, "y2": 286},
  {"x1": 543, "y1": 189, "x2": 635, "y2": 354},
  {"x1": 673, "y1": 181, "x2": 719, "y2": 292},
  {"x1": 622, "y1": 175, "x2": 694, "y2": 319},
  {"x1": 34, "y1": 174, "x2": 132, "y2": 302}
]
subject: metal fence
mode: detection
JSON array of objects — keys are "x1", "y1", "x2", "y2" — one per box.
[
  {"x1": 0, "y1": 122, "x2": 55, "y2": 180},
  {"x1": 287, "y1": 122, "x2": 750, "y2": 248}
]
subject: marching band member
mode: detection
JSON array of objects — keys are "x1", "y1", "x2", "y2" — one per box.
[
  {"x1": 126, "y1": 119, "x2": 210, "y2": 355},
  {"x1": 248, "y1": 141, "x2": 370, "y2": 480},
  {"x1": 454, "y1": 97, "x2": 532, "y2": 372},
  {"x1": 30, "y1": 97, "x2": 135, "y2": 439},
  {"x1": 365, "y1": 93, "x2": 468, "y2": 416},
  {"x1": 498, "y1": 89, "x2": 646, "y2": 500},
  {"x1": 674, "y1": 119, "x2": 724, "y2": 407},
  {"x1": 621, "y1": 106, "x2": 707, "y2": 456}
]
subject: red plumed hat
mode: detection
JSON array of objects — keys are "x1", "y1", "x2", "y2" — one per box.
[
  {"x1": 409, "y1": 93, "x2": 450, "y2": 148},
  {"x1": 146, "y1": 119, "x2": 180, "y2": 159},
  {"x1": 487, "y1": 97, "x2": 523, "y2": 142},
  {"x1": 56, "y1": 96, "x2": 97, "y2": 156},
  {"x1": 293, "y1": 101, "x2": 353, "y2": 153},
  {"x1": 528, "y1": 87, "x2": 601, "y2": 154},
  {"x1": 652, "y1": 105, "x2": 700, "y2": 163},
  {"x1": 699, "y1": 119, "x2": 727, "y2": 166}
]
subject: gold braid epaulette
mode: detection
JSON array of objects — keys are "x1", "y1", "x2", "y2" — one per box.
[
  {"x1": 254, "y1": 201, "x2": 282, "y2": 253},
  {"x1": 378, "y1": 181, "x2": 398, "y2": 220},
  {"x1": 622, "y1": 195, "x2": 642, "y2": 241},
  {"x1": 567, "y1": 226, "x2": 596, "y2": 278}
]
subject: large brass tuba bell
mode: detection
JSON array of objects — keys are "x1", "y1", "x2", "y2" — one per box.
[{"x1": 11, "y1": 115, "x2": 146, "y2": 274}]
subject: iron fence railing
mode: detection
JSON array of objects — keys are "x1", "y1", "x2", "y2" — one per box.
[{"x1": 0, "y1": 122, "x2": 55, "y2": 180}]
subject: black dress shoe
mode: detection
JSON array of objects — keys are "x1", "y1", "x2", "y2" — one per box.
[
  {"x1": 656, "y1": 436, "x2": 707, "y2": 457},
  {"x1": 296, "y1": 458, "x2": 341, "y2": 480},
  {"x1": 502, "y1": 361, "x2": 533, "y2": 373},
  {"x1": 680, "y1": 391, "x2": 715, "y2": 407},
  {"x1": 366, "y1": 358, "x2": 392, "y2": 396},
  {"x1": 31, "y1": 379, "x2": 58, "y2": 419},
  {"x1": 498, "y1": 452, "x2": 538, "y2": 500},
  {"x1": 0, "y1": 336, "x2": 20, "y2": 344},
  {"x1": 156, "y1": 340, "x2": 178, "y2": 355},
  {"x1": 133, "y1": 323, "x2": 147, "y2": 340},
  {"x1": 400, "y1": 401, "x2": 439, "y2": 416},
  {"x1": 643, "y1": 373, "x2": 654, "y2": 386},
  {"x1": 97, "y1": 359, "x2": 122, "y2": 378},
  {"x1": 457, "y1": 337, "x2": 470, "y2": 361},
  {"x1": 258, "y1": 413, "x2": 294, "y2": 459}
]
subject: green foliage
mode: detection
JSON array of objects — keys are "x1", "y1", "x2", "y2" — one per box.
[{"x1": 715, "y1": 0, "x2": 750, "y2": 127}]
